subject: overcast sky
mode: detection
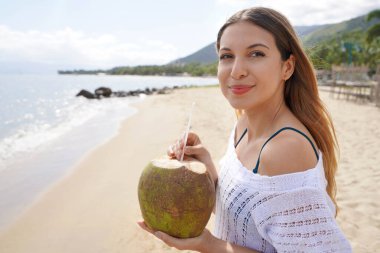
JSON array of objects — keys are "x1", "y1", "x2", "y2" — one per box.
[{"x1": 0, "y1": 0, "x2": 379, "y2": 73}]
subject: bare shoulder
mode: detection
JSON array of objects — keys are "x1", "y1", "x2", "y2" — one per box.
[{"x1": 259, "y1": 129, "x2": 319, "y2": 176}]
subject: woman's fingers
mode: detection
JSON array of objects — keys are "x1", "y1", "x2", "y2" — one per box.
[
  {"x1": 154, "y1": 232, "x2": 185, "y2": 249},
  {"x1": 167, "y1": 144, "x2": 176, "y2": 158},
  {"x1": 138, "y1": 221, "x2": 212, "y2": 251},
  {"x1": 154, "y1": 231, "x2": 202, "y2": 251},
  {"x1": 137, "y1": 221, "x2": 190, "y2": 250},
  {"x1": 154, "y1": 231, "x2": 175, "y2": 246},
  {"x1": 184, "y1": 144, "x2": 204, "y2": 155},
  {"x1": 167, "y1": 132, "x2": 204, "y2": 160},
  {"x1": 167, "y1": 139, "x2": 183, "y2": 159},
  {"x1": 137, "y1": 221, "x2": 155, "y2": 234},
  {"x1": 186, "y1": 131, "x2": 201, "y2": 146}
]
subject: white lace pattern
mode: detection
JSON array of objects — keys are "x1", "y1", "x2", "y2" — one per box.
[{"x1": 213, "y1": 125, "x2": 352, "y2": 253}]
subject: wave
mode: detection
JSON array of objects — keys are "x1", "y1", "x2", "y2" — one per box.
[{"x1": 0, "y1": 95, "x2": 142, "y2": 170}]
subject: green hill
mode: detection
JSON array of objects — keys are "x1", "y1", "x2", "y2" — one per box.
[
  {"x1": 169, "y1": 13, "x2": 378, "y2": 66},
  {"x1": 303, "y1": 15, "x2": 379, "y2": 47},
  {"x1": 168, "y1": 25, "x2": 325, "y2": 65},
  {"x1": 170, "y1": 43, "x2": 218, "y2": 65}
]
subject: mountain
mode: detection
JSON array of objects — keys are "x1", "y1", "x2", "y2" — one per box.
[
  {"x1": 169, "y1": 25, "x2": 324, "y2": 65},
  {"x1": 302, "y1": 14, "x2": 380, "y2": 47},
  {"x1": 169, "y1": 43, "x2": 218, "y2": 65},
  {"x1": 295, "y1": 25, "x2": 327, "y2": 37},
  {"x1": 169, "y1": 13, "x2": 378, "y2": 65}
]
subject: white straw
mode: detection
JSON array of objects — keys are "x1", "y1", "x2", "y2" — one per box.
[{"x1": 180, "y1": 102, "x2": 195, "y2": 162}]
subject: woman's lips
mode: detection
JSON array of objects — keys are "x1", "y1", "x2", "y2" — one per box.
[{"x1": 229, "y1": 85, "x2": 255, "y2": 95}]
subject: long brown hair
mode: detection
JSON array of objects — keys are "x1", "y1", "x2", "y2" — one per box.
[{"x1": 216, "y1": 7, "x2": 339, "y2": 214}]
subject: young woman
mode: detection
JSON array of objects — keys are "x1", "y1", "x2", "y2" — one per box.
[{"x1": 138, "y1": 7, "x2": 352, "y2": 253}]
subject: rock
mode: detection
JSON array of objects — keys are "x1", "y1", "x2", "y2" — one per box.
[
  {"x1": 111, "y1": 91, "x2": 129, "y2": 97},
  {"x1": 145, "y1": 87, "x2": 154, "y2": 95},
  {"x1": 138, "y1": 157, "x2": 215, "y2": 238},
  {"x1": 95, "y1": 87, "x2": 112, "y2": 97},
  {"x1": 128, "y1": 90, "x2": 141, "y2": 96},
  {"x1": 76, "y1": 89, "x2": 97, "y2": 99},
  {"x1": 76, "y1": 86, "x2": 180, "y2": 99},
  {"x1": 157, "y1": 87, "x2": 171, "y2": 95}
]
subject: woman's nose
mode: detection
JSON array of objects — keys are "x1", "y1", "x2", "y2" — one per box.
[{"x1": 230, "y1": 58, "x2": 248, "y2": 80}]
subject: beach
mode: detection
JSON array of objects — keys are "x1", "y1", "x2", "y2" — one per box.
[{"x1": 0, "y1": 86, "x2": 379, "y2": 253}]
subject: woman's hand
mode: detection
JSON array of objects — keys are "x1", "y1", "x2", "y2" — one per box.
[
  {"x1": 137, "y1": 221, "x2": 260, "y2": 253},
  {"x1": 137, "y1": 221, "x2": 214, "y2": 252},
  {"x1": 168, "y1": 132, "x2": 210, "y2": 165},
  {"x1": 167, "y1": 132, "x2": 218, "y2": 185}
]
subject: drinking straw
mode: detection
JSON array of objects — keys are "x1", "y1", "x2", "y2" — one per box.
[{"x1": 180, "y1": 102, "x2": 195, "y2": 162}]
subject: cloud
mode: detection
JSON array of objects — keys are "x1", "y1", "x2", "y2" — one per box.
[
  {"x1": 214, "y1": 0, "x2": 380, "y2": 25},
  {"x1": 256, "y1": 0, "x2": 379, "y2": 25},
  {"x1": 0, "y1": 25, "x2": 179, "y2": 70}
]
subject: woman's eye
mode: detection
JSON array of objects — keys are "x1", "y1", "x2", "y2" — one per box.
[
  {"x1": 219, "y1": 54, "x2": 233, "y2": 60},
  {"x1": 250, "y1": 51, "x2": 265, "y2": 57}
]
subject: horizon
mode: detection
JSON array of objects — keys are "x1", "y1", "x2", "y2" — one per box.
[{"x1": 0, "y1": 0, "x2": 379, "y2": 74}]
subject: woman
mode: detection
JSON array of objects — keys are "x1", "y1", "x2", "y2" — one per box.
[{"x1": 138, "y1": 7, "x2": 352, "y2": 253}]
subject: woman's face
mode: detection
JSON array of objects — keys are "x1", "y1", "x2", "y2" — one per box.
[{"x1": 217, "y1": 21, "x2": 292, "y2": 111}]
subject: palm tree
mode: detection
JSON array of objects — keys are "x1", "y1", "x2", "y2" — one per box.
[{"x1": 366, "y1": 9, "x2": 380, "y2": 43}]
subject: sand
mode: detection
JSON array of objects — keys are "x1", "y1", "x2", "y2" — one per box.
[{"x1": 0, "y1": 87, "x2": 379, "y2": 253}]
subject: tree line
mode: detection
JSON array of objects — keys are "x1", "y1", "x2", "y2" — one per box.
[
  {"x1": 307, "y1": 9, "x2": 380, "y2": 75},
  {"x1": 58, "y1": 62, "x2": 218, "y2": 77}
]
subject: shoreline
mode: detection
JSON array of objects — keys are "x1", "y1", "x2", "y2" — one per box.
[
  {"x1": 0, "y1": 87, "x2": 235, "y2": 253},
  {"x1": 0, "y1": 96, "x2": 142, "y2": 232},
  {"x1": 0, "y1": 87, "x2": 379, "y2": 252}
]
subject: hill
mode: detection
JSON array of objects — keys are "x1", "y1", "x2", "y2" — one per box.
[
  {"x1": 170, "y1": 43, "x2": 218, "y2": 65},
  {"x1": 169, "y1": 14, "x2": 377, "y2": 65},
  {"x1": 168, "y1": 25, "x2": 325, "y2": 65},
  {"x1": 303, "y1": 14, "x2": 380, "y2": 47}
]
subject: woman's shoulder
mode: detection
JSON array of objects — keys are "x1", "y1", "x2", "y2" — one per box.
[{"x1": 258, "y1": 125, "x2": 319, "y2": 177}]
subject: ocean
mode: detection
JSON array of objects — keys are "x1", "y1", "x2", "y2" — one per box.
[{"x1": 0, "y1": 73, "x2": 218, "y2": 231}]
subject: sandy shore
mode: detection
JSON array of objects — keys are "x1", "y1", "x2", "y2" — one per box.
[{"x1": 0, "y1": 87, "x2": 379, "y2": 253}]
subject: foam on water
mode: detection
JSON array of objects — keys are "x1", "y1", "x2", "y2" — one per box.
[{"x1": 0, "y1": 95, "x2": 139, "y2": 170}]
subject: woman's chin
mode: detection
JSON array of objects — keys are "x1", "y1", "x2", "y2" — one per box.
[{"x1": 228, "y1": 100, "x2": 248, "y2": 111}]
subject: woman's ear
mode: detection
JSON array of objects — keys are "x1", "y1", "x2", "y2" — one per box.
[{"x1": 282, "y1": 54, "x2": 295, "y2": 81}]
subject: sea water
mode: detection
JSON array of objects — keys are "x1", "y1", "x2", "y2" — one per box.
[{"x1": 0, "y1": 73, "x2": 217, "y2": 231}]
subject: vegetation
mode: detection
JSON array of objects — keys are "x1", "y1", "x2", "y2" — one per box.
[
  {"x1": 59, "y1": 62, "x2": 217, "y2": 77},
  {"x1": 366, "y1": 9, "x2": 380, "y2": 43},
  {"x1": 307, "y1": 30, "x2": 380, "y2": 70},
  {"x1": 307, "y1": 9, "x2": 380, "y2": 75},
  {"x1": 109, "y1": 62, "x2": 217, "y2": 76}
]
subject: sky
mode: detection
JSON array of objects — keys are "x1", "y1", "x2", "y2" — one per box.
[{"x1": 0, "y1": 0, "x2": 379, "y2": 74}]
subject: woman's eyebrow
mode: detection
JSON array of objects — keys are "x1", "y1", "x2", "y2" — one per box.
[
  {"x1": 219, "y1": 43, "x2": 270, "y2": 52},
  {"x1": 219, "y1": 47, "x2": 232, "y2": 51},
  {"x1": 247, "y1": 43, "x2": 270, "y2": 49}
]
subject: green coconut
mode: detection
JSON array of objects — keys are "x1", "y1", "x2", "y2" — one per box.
[{"x1": 138, "y1": 156, "x2": 216, "y2": 238}]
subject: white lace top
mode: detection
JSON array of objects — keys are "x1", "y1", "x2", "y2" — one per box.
[{"x1": 213, "y1": 125, "x2": 352, "y2": 252}]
